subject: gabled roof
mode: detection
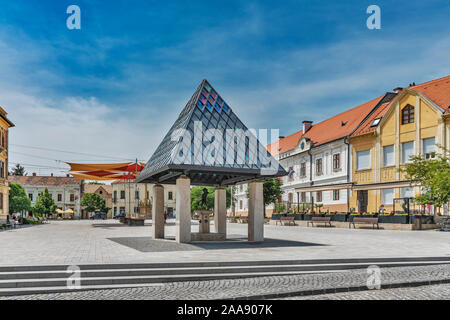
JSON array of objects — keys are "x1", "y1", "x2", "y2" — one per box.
[
  {"x1": 8, "y1": 175, "x2": 82, "y2": 187},
  {"x1": 268, "y1": 95, "x2": 385, "y2": 155},
  {"x1": 83, "y1": 184, "x2": 112, "y2": 194},
  {"x1": 352, "y1": 75, "x2": 450, "y2": 137},
  {"x1": 137, "y1": 80, "x2": 286, "y2": 186},
  {"x1": 408, "y1": 75, "x2": 450, "y2": 113}
]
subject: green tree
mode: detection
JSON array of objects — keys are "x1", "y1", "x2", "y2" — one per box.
[
  {"x1": 190, "y1": 186, "x2": 231, "y2": 212},
  {"x1": 32, "y1": 188, "x2": 56, "y2": 217},
  {"x1": 9, "y1": 183, "x2": 31, "y2": 214},
  {"x1": 81, "y1": 193, "x2": 106, "y2": 215},
  {"x1": 11, "y1": 164, "x2": 26, "y2": 176},
  {"x1": 402, "y1": 146, "x2": 450, "y2": 213},
  {"x1": 246, "y1": 178, "x2": 283, "y2": 217}
]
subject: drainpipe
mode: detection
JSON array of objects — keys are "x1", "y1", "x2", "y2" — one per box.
[
  {"x1": 308, "y1": 148, "x2": 313, "y2": 211},
  {"x1": 344, "y1": 136, "x2": 351, "y2": 213}
]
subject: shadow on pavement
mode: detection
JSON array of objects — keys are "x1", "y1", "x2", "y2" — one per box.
[{"x1": 107, "y1": 236, "x2": 326, "y2": 252}]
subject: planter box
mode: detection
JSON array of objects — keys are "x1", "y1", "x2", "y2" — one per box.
[
  {"x1": 411, "y1": 215, "x2": 434, "y2": 225},
  {"x1": 328, "y1": 214, "x2": 348, "y2": 222},
  {"x1": 293, "y1": 214, "x2": 304, "y2": 221},
  {"x1": 378, "y1": 215, "x2": 409, "y2": 224}
]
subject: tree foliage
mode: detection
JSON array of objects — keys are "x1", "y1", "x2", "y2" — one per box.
[
  {"x1": 190, "y1": 186, "x2": 231, "y2": 212},
  {"x1": 32, "y1": 188, "x2": 56, "y2": 217},
  {"x1": 403, "y1": 147, "x2": 450, "y2": 209},
  {"x1": 9, "y1": 183, "x2": 31, "y2": 214},
  {"x1": 81, "y1": 193, "x2": 106, "y2": 213},
  {"x1": 11, "y1": 164, "x2": 26, "y2": 176}
]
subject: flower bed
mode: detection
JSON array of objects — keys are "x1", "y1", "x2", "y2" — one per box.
[
  {"x1": 327, "y1": 213, "x2": 348, "y2": 222},
  {"x1": 378, "y1": 214, "x2": 409, "y2": 224}
]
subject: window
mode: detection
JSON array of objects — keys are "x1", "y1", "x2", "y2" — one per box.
[
  {"x1": 333, "y1": 190, "x2": 340, "y2": 201},
  {"x1": 119, "y1": 207, "x2": 125, "y2": 214},
  {"x1": 300, "y1": 162, "x2": 306, "y2": 177},
  {"x1": 120, "y1": 190, "x2": 125, "y2": 199},
  {"x1": 371, "y1": 118, "x2": 381, "y2": 127},
  {"x1": 0, "y1": 161, "x2": 4, "y2": 178},
  {"x1": 401, "y1": 105, "x2": 414, "y2": 124},
  {"x1": 239, "y1": 200, "x2": 243, "y2": 210},
  {"x1": 316, "y1": 191, "x2": 322, "y2": 202},
  {"x1": 0, "y1": 193, "x2": 3, "y2": 209},
  {"x1": 113, "y1": 207, "x2": 117, "y2": 215},
  {"x1": 356, "y1": 150, "x2": 371, "y2": 170},
  {"x1": 382, "y1": 188, "x2": 394, "y2": 206},
  {"x1": 134, "y1": 207, "x2": 139, "y2": 213},
  {"x1": 135, "y1": 191, "x2": 139, "y2": 199},
  {"x1": 333, "y1": 154, "x2": 340, "y2": 170},
  {"x1": 113, "y1": 191, "x2": 117, "y2": 201},
  {"x1": 423, "y1": 137, "x2": 436, "y2": 159},
  {"x1": 402, "y1": 141, "x2": 414, "y2": 164},
  {"x1": 301, "y1": 192, "x2": 306, "y2": 202},
  {"x1": 57, "y1": 194, "x2": 62, "y2": 202},
  {"x1": 383, "y1": 145, "x2": 394, "y2": 167},
  {"x1": 29, "y1": 193, "x2": 33, "y2": 201},
  {"x1": 401, "y1": 187, "x2": 414, "y2": 198},
  {"x1": 168, "y1": 192, "x2": 173, "y2": 200},
  {"x1": 70, "y1": 194, "x2": 75, "y2": 202},
  {"x1": 315, "y1": 158, "x2": 323, "y2": 175}
]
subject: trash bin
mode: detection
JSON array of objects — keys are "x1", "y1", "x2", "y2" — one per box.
[{"x1": 413, "y1": 215, "x2": 422, "y2": 230}]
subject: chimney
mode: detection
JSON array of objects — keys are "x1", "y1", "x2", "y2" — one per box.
[
  {"x1": 32, "y1": 172, "x2": 36, "y2": 176},
  {"x1": 302, "y1": 121, "x2": 313, "y2": 133}
]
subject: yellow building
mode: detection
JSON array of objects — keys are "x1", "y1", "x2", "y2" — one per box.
[
  {"x1": 349, "y1": 76, "x2": 450, "y2": 214},
  {"x1": 0, "y1": 107, "x2": 15, "y2": 222}
]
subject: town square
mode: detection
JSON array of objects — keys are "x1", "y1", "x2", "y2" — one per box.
[{"x1": 0, "y1": 0, "x2": 449, "y2": 311}]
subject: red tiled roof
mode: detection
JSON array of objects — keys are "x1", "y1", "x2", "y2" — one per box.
[
  {"x1": 409, "y1": 75, "x2": 450, "y2": 113},
  {"x1": 8, "y1": 175, "x2": 82, "y2": 187},
  {"x1": 351, "y1": 100, "x2": 393, "y2": 137},
  {"x1": 267, "y1": 96, "x2": 383, "y2": 155},
  {"x1": 83, "y1": 184, "x2": 112, "y2": 194}
]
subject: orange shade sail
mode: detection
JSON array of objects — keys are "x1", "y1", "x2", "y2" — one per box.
[{"x1": 67, "y1": 162, "x2": 133, "y2": 172}]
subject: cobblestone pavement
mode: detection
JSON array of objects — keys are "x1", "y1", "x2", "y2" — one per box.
[
  {"x1": 0, "y1": 220, "x2": 449, "y2": 266},
  {"x1": 2, "y1": 264, "x2": 449, "y2": 300},
  {"x1": 281, "y1": 284, "x2": 450, "y2": 300}
]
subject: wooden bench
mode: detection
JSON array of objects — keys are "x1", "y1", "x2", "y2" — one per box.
[
  {"x1": 350, "y1": 217, "x2": 379, "y2": 229},
  {"x1": 307, "y1": 216, "x2": 331, "y2": 227},
  {"x1": 276, "y1": 216, "x2": 296, "y2": 226}
]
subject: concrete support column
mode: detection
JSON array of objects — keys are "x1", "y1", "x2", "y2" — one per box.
[
  {"x1": 248, "y1": 180, "x2": 264, "y2": 242},
  {"x1": 214, "y1": 187, "x2": 226, "y2": 234},
  {"x1": 176, "y1": 175, "x2": 191, "y2": 243},
  {"x1": 152, "y1": 184, "x2": 165, "y2": 239}
]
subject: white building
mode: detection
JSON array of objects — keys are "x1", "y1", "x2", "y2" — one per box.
[{"x1": 8, "y1": 174, "x2": 83, "y2": 218}]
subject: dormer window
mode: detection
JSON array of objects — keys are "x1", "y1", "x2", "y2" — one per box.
[
  {"x1": 371, "y1": 118, "x2": 381, "y2": 127},
  {"x1": 402, "y1": 105, "x2": 414, "y2": 124}
]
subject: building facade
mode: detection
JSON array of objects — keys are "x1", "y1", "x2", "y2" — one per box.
[
  {"x1": 8, "y1": 174, "x2": 83, "y2": 218},
  {"x1": 81, "y1": 184, "x2": 113, "y2": 219},
  {"x1": 349, "y1": 77, "x2": 450, "y2": 214},
  {"x1": 111, "y1": 182, "x2": 177, "y2": 218},
  {"x1": 234, "y1": 95, "x2": 390, "y2": 215},
  {"x1": 0, "y1": 107, "x2": 14, "y2": 222}
]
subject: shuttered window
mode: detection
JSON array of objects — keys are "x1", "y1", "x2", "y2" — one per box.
[
  {"x1": 356, "y1": 150, "x2": 371, "y2": 170},
  {"x1": 383, "y1": 145, "x2": 394, "y2": 167}
]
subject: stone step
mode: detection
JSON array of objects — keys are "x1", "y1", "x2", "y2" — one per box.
[
  {"x1": 0, "y1": 260, "x2": 448, "y2": 281},
  {"x1": 0, "y1": 256, "x2": 447, "y2": 272}
]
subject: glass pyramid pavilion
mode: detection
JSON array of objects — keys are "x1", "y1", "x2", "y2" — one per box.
[{"x1": 137, "y1": 79, "x2": 286, "y2": 186}]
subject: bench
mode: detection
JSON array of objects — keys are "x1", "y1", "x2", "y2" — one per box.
[
  {"x1": 276, "y1": 216, "x2": 296, "y2": 226},
  {"x1": 350, "y1": 217, "x2": 379, "y2": 229},
  {"x1": 307, "y1": 216, "x2": 331, "y2": 227}
]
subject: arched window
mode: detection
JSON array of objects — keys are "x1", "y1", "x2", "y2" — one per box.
[{"x1": 402, "y1": 105, "x2": 414, "y2": 124}]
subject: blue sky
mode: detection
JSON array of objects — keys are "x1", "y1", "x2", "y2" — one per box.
[{"x1": 1, "y1": 0, "x2": 450, "y2": 175}]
